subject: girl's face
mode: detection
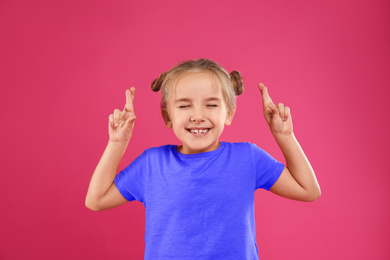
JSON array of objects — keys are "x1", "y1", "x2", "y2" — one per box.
[{"x1": 162, "y1": 72, "x2": 235, "y2": 154}]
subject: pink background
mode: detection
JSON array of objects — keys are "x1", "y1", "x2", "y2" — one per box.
[{"x1": 1, "y1": 0, "x2": 389, "y2": 259}]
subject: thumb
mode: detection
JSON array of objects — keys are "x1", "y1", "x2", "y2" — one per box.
[
  {"x1": 269, "y1": 105, "x2": 280, "y2": 122},
  {"x1": 267, "y1": 105, "x2": 279, "y2": 117},
  {"x1": 263, "y1": 106, "x2": 275, "y2": 124}
]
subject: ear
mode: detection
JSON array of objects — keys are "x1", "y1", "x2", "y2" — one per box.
[
  {"x1": 161, "y1": 108, "x2": 172, "y2": 128},
  {"x1": 225, "y1": 106, "x2": 236, "y2": 126}
]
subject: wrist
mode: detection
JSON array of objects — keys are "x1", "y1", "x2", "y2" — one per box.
[
  {"x1": 107, "y1": 139, "x2": 129, "y2": 150},
  {"x1": 273, "y1": 132, "x2": 296, "y2": 147},
  {"x1": 273, "y1": 131, "x2": 294, "y2": 140}
]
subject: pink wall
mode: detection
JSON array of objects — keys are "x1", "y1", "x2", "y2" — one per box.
[{"x1": 1, "y1": 0, "x2": 389, "y2": 259}]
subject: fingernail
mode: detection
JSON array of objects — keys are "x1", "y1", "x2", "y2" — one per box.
[{"x1": 115, "y1": 123, "x2": 119, "y2": 127}]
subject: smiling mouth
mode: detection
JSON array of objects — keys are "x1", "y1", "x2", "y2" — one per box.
[{"x1": 187, "y1": 128, "x2": 210, "y2": 134}]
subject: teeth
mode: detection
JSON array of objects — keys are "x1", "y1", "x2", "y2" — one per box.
[{"x1": 190, "y1": 129, "x2": 209, "y2": 134}]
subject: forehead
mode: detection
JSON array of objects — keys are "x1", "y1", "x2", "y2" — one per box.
[{"x1": 172, "y1": 72, "x2": 223, "y2": 99}]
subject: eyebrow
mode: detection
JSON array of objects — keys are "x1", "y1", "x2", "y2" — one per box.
[{"x1": 174, "y1": 97, "x2": 222, "y2": 103}]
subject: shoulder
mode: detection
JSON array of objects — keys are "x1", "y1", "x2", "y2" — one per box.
[
  {"x1": 142, "y1": 144, "x2": 175, "y2": 158},
  {"x1": 144, "y1": 144, "x2": 172, "y2": 153},
  {"x1": 223, "y1": 141, "x2": 270, "y2": 158},
  {"x1": 222, "y1": 141, "x2": 260, "y2": 156},
  {"x1": 223, "y1": 141, "x2": 259, "y2": 151}
]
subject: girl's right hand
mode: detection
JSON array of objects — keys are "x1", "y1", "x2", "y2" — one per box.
[{"x1": 108, "y1": 87, "x2": 137, "y2": 145}]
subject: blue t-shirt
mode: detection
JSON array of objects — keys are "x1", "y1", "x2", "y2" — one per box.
[{"x1": 114, "y1": 142, "x2": 284, "y2": 260}]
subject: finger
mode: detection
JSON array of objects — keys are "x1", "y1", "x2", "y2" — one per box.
[
  {"x1": 130, "y1": 87, "x2": 135, "y2": 103},
  {"x1": 114, "y1": 109, "x2": 121, "y2": 127},
  {"x1": 109, "y1": 114, "x2": 114, "y2": 128},
  {"x1": 258, "y1": 83, "x2": 275, "y2": 107},
  {"x1": 125, "y1": 89, "x2": 131, "y2": 108},
  {"x1": 258, "y1": 83, "x2": 267, "y2": 105},
  {"x1": 124, "y1": 89, "x2": 132, "y2": 112},
  {"x1": 277, "y1": 103, "x2": 285, "y2": 120},
  {"x1": 269, "y1": 104, "x2": 279, "y2": 117},
  {"x1": 285, "y1": 106, "x2": 291, "y2": 121},
  {"x1": 265, "y1": 104, "x2": 279, "y2": 120},
  {"x1": 124, "y1": 87, "x2": 135, "y2": 113},
  {"x1": 264, "y1": 107, "x2": 273, "y2": 119}
]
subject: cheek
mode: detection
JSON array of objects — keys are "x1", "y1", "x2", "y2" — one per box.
[
  {"x1": 170, "y1": 110, "x2": 187, "y2": 126},
  {"x1": 208, "y1": 111, "x2": 227, "y2": 125}
]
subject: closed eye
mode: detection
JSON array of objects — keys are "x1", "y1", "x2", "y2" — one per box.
[
  {"x1": 179, "y1": 105, "x2": 190, "y2": 108},
  {"x1": 206, "y1": 104, "x2": 217, "y2": 107}
]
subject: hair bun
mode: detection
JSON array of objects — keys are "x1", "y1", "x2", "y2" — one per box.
[
  {"x1": 230, "y1": 71, "x2": 243, "y2": 96},
  {"x1": 151, "y1": 71, "x2": 168, "y2": 92}
]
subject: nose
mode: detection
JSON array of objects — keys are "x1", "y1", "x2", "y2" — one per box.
[{"x1": 190, "y1": 107, "x2": 205, "y2": 123}]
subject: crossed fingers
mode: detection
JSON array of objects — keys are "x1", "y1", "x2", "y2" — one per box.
[
  {"x1": 258, "y1": 83, "x2": 290, "y2": 122},
  {"x1": 110, "y1": 87, "x2": 136, "y2": 128}
]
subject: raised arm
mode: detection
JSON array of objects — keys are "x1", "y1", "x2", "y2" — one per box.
[
  {"x1": 85, "y1": 87, "x2": 137, "y2": 211},
  {"x1": 258, "y1": 83, "x2": 321, "y2": 202}
]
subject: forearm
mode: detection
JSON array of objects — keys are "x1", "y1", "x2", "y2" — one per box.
[
  {"x1": 274, "y1": 133, "x2": 321, "y2": 198},
  {"x1": 86, "y1": 140, "x2": 128, "y2": 206}
]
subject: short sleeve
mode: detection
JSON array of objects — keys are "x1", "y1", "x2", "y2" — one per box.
[
  {"x1": 250, "y1": 143, "x2": 285, "y2": 190},
  {"x1": 114, "y1": 151, "x2": 147, "y2": 202}
]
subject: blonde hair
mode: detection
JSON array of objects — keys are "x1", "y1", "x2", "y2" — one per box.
[{"x1": 151, "y1": 58, "x2": 243, "y2": 109}]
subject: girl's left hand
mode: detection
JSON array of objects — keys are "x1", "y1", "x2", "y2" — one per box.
[{"x1": 258, "y1": 83, "x2": 293, "y2": 136}]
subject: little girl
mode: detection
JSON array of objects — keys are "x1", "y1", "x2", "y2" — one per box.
[{"x1": 86, "y1": 58, "x2": 321, "y2": 259}]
